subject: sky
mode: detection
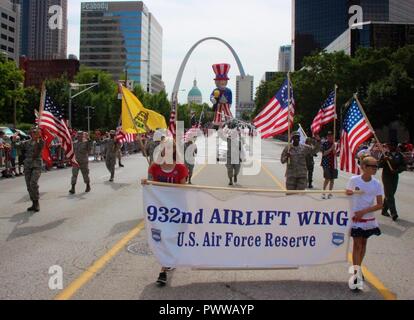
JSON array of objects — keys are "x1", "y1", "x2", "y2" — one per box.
[{"x1": 67, "y1": 0, "x2": 292, "y2": 105}]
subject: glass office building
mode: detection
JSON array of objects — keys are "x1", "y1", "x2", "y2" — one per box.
[
  {"x1": 292, "y1": 0, "x2": 414, "y2": 70},
  {"x1": 80, "y1": 1, "x2": 163, "y2": 93},
  {"x1": 292, "y1": 0, "x2": 349, "y2": 70},
  {"x1": 326, "y1": 21, "x2": 414, "y2": 55}
]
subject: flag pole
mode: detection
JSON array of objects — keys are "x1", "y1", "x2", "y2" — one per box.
[
  {"x1": 287, "y1": 73, "x2": 292, "y2": 164},
  {"x1": 39, "y1": 82, "x2": 46, "y2": 117},
  {"x1": 333, "y1": 85, "x2": 338, "y2": 141},
  {"x1": 121, "y1": 85, "x2": 150, "y2": 165},
  {"x1": 354, "y1": 93, "x2": 393, "y2": 171}
]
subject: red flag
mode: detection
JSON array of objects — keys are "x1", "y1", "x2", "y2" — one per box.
[{"x1": 40, "y1": 129, "x2": 54, "y2": 168}]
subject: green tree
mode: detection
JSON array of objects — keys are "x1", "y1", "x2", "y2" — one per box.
[{"x1": 0, "y1": 54, "x2": 25, "y2": 125}]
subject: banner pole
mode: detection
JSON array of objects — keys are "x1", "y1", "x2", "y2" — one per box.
[
  {"x1": 333, "y1": 85, "x2": 338, "y2": 141},
  {"x1": 287, "y1": 73, "x2": 292, "y2": 165},
  {"x1": 142, "y1": 179, "x2": 360, "y2": 194}
]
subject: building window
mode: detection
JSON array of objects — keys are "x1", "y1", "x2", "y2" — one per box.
[
  {"x1": 1, "y1": 34, "x2": 6, "y2": 40},
  {"x1": 1, "y1": 23, "x2": 7, "y2": 30},
  {"x1": 8, "y1": 36, "x2": 14, "y2": 43},
  {"x1": 1, "y1": 44, "x2": 7, "y2": 50},
  {"x1": 1, "y1": 12, "x2": 7, "y2": 19},
  {"x1": 8, "y1": 47, "x2": 14, "y2": 53},
  {"x1": 8, "y1": 26, "x2": 14, "y2": 32},
  {"x1": 9, "y1": 16, "x2": 15, "y2": 23}
]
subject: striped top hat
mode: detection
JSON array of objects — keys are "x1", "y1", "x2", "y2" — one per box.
[{"x1": 213, "y1": 63, "x2": 231, "y2": 81}]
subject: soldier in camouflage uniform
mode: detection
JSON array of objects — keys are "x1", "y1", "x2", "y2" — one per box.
[
  {"x1": 281, "y1": 131, "x2": 321, "y2": 190},
  {"x1": 69, "y1": 131, "x2": 92, "y2": 194},
  {"x1": 105, "y1": 130, "x2": 121, "y2": 182},
  {"x1": 22, "y1": 127, "x2": 44, "y2": 212}
]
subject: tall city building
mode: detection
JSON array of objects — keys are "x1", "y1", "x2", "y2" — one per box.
[
  {"x1": 292, "y1": 0, "x2": 414, "y2": 70},
  {"x1": 0, "y1": 0, "x2": 20, "y2": 62},
  {"x1": 235, "y1": 75, "x2": 254, "y2": 119},
  {"x1": 18, "y1": 0, "x2": 67, "y2": 59},
  {"x1": 278, "y1": 45, "x2": 292, "y2": 72},
  {"x1": 80, "y1": 1, "x2": 163, "y2": 93}
]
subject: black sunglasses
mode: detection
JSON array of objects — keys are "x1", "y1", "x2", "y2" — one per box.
[{"x1": 365, "y1": 164, "x2": 378, "y2": 169}]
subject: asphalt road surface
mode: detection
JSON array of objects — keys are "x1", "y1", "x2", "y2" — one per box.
[{"x1": 0, "y1": 139, "x2": 413, "y2": 300}]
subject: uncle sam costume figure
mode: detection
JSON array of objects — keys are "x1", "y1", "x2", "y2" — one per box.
[{"x1": 210, "y1": 63, "x2": 233, "y2": 125}]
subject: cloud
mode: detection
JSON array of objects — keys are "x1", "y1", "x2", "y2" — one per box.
[{"x1": 67, "y1": 0, "x2": 291, "y2": 105}]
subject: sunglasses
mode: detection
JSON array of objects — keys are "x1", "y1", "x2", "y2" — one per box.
[{"x1": 365, "y1": 164, "x2": 378, "y2": 169}]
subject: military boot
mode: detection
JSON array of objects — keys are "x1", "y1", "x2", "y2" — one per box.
[
  {"x1": 69, "y1": 184, "x2": 76, "y2": 194},
  {"x1": 85, "y1": 183, "x2": 91, "y2": 193},
  {"x1": 33, "y1": 200, "x2": 40, "y2": 212},
  {"x1": 27, "y1": 200, "x2": 35, "y2": 212}
]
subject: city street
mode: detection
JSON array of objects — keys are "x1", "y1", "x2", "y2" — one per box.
[{"x1": 0, "y1": 139, "x2": 413, "y2": 300}]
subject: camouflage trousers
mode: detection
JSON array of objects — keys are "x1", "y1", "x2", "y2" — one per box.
[
  {"x1": 226, "y1": 164, "x2": 241, "y2": 180},
  {"x1": 106, "y1": 157, "x2": 116, "y2": 178},
  {"x1": 286, "y1": 176, "x2": 308, "y2": 191},
  {"x1": 25, "y1": 167, "x2": 41, "y2": 201},
  {"x1": 71, "y1": 164, "x2": 90, "y2": 185}
]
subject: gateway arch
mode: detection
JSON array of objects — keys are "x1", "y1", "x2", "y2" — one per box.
[{"x1": 171, "y1": 37, "x2": 246, "y2": 103}]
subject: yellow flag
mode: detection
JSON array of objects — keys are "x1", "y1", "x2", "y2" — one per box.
[{"x1": 122, "y1": 86, "x2": 167, "y2": 134}]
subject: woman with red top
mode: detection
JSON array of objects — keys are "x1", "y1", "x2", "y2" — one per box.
[{"x1": 146, "y1": 137, "x2": 188, "y2": 286}]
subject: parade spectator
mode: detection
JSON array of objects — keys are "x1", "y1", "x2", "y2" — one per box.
[
  {"x1": 379, "y1": 143, "x2": 406, "y2": 221},
  {"x1": 184, "y1": 137, "x2": 198, "y2": 184},
  {"x1": 146, "y1": 137, "x2": 188, "y2": 287},
  {"x1": 14, "y1": 135, "x2": 24, "y2": 176},
  {"x1": 0, "y1": 130, "x2": 5, "y2": 168},
  {"x1": 9, "y1": 135, "x2": 18, "y2": 177},
  {"x1": 346, "y1": 156, "x2": 384, "y2": 291},
  {"x1": 281, "y1": 132, "x2": 321, "y2": 190},
  {"x1": 321, "y1": 132, "x2": 338, "y2": 199},
  {"x1": 305, "y1": 137, "x2": 317, "y2": 189}
]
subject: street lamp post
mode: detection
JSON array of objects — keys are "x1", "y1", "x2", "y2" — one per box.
[
  {"x1": 85, "y1": 106, "x2": 95, "y2": 136},
  {"x1": 68, "y1": 82, "x2": 99, "y2": 127}
]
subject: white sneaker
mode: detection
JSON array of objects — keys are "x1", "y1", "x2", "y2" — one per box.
[
  {"x1": 322, "y1": 194, "x2": 326, "y2": 200},
  {"x1": 328, "y1": 194, "x2": 333, "y2": 199}
]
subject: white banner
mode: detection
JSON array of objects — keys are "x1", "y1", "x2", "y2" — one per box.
[{"x1": 143, "y1": 185, "x2": 352, "y2": 268}]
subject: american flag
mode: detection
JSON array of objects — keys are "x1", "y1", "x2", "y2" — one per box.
[
  {"x1": 39, "y1": 94, "x2": 78, "y2": 166},
  {"x1": 116, "y1": 129, "x2": 136, "y2": 144},
  {"x1": 340, "y1": 99, "x2": 373, "y2": 174},
  {"x1": 311, "y1": 91, "x2": 336, "y2": 135},
  {"x1": 253, "y1": 79, "x2": 295, "y2": 139}
]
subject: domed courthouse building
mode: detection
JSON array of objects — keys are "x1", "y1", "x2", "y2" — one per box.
[{"x1": 187, "y1": 79, "x2": 203, "y2": 105}]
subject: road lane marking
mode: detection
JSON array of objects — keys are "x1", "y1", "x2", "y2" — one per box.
[
  {"x1": 261, "y1": 163, "x2": 286, "y2": 191},
  {"x1": 54, "y1": 222, "x2": 145, "y2": 300},
  {"x1": 55, "y1": 163, "x2": 208, "y2": 300},
  {"x1": 347, "y1": 253, "x2": 397, "y2": 300}
]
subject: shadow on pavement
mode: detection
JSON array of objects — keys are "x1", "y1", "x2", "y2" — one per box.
[
  {"x1": 6, "y1": 219, "x2": 67, "y2": 241},
  {"x1": 139, "y1": 279, "x2": 382, "y2": 300},
  {"x1": 104, "y1": 181, "x2": 131, "y2": 191},
  {"x1": 108, "y1": 219, "x2": 142, "y2": 237},
  {"x1": 379, "y1": 219, "x2": 414, "y2": 238}
]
